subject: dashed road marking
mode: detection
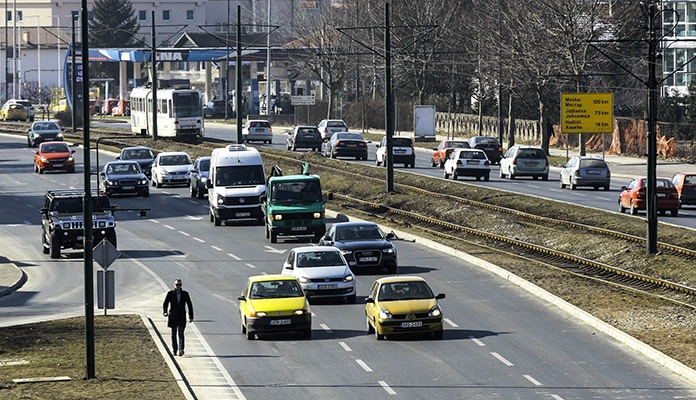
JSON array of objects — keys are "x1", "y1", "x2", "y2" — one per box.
[
  {"x1": 356, "y1": 359, "x2": 372, "y2": 372},
  {"x1": 378, "y1": 381, "x2": 397, "y2": 395},
  {"x1": 444, "y1": 318, "x2": 458, "y2": 327},
  {"x1": 524, "y1": 375, "x2": 543, "y2": 386},
  {"x1": 491, "y1": 352, "x2": 513, "y2": 366},
  {"x1": 468, "y1": 336, "x2": 485, "y2": 346},
  {"x1": 338, "y1": 341, "x2": 352, "y2": 352},
  {"x1": 163, "y1": 224, "x2": 175, "y2": 230},
  {"x1": 244, "y1": 263, "x2": 256, "y2": 269},
  {"x1": 194, "y1": 237, "x2": 205, "y2": 243},
  {"x1": 179, "y1": 231, "x2": 190, "y2": 236},
  {"x1": 320, "y1": 324, "x2": 332, "y2": 333},
  {"x1": 227, "y1": 253, "x2": 242, "y2": 261},
  {"x1": 211, "y1": 245, "x2": 223, "y2": 251}
]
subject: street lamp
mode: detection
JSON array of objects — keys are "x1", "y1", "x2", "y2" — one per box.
[
  {"x1": 52, "y1": 15, "x2": 61, "y2": 89},
  {"x1": 21, "y1": 15, "x2": 40, "y2": 101}
]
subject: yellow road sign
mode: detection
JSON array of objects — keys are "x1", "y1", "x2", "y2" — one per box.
[{"x1": 561, "y1": 93, "x2": 613, "y2": 134}]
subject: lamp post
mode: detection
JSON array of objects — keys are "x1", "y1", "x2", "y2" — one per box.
[
  {"x1": 21, "y1": 15, "x2": 40, "y2": 100},
  {"x1": 12, "y1": 0, "x2": 17, "y2": 98},
  {"x1": 265, "y1": 0, "x2": 271, "y2": 115},
  {"x1": 52, "y1": 15, "x2": 61, "y2": 88}
]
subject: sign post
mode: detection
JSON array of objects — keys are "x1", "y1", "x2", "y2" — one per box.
[{"x1": 93, "y1": 238, "x2": 120, "y2": 316}]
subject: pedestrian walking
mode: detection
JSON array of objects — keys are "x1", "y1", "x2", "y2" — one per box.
[{"x1": 163, "y1": 278, "x2": 194, "y2": 356}]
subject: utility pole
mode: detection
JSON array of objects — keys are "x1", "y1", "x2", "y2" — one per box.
[
  {"x1": 646, "y1": 1, "x2": 658, "y2": 255},
  {"x1": 385, "y1": 2, "x2": 394, "y2": 192},
  {"x1": 151, "y1": 11, "x2": 158, "y2": 141},
  {"x1": 236, "y1": 5, "x2": 243, "y2": 144}
]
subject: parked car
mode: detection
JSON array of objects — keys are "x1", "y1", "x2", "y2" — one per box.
[
  {"x1": 317, "y1": 119, "x2": 347, "y2": 141},
  {"x1": 102, "y1": 98, "x2": 119, "y2": 115},
  {"x1": 375, "y1": 136, "x2": 415, "y2": 168},
  {"x1": 242, "y1": 119, "x2": 273, "y2": 143},
  {"x1": 151, "y1": 151, "x2": 192, "y2": 188},
  {"x1": 27, "y1": 121, "x2": 64, "y2": 147},
  {"x1": 189, "y1": 156, "x2": 211, "y2": 199},
  {"x1": 443, "y1": 148, "x2": 490, "y2": 181},
  {"x1": 34, "y1": 141, "x2": 75, "y2": 174},
  {"x1": 671, "y1": 172, "x2": 696, "y2": 208},
  {"x1": 431, "y1": 139, "x2": 470, "y2": 168},
  {"x1": 0, "y1": 102, "x2": 28, "y2": 121},
  {"x1": 281, "y1": 246, "x2": 356, "y2": 303},
  {"x1": 98, "y1": 161, "x2": 149, "y2": 197},
  {"x1": 286, "y1": 126, "x2": 322, "y2": 151},
  {"x1": 238, "y1": 274, "x2": 312, "y2": 340},
  {"x1": 365, "y1": 276, "x2": 445, "y2": 340},
  {"x1": 468, "y1": 136, "x2": 503, "y2": 164},
  {"x1": 499, "y1": 145, "x2": 549, "y2": 180},
  {"x1": 618, "y1": 177, "x2": 679, "y2": 216},
  {"x1": 4, "y1": 99, "x2": 35, "y2": 121},
  {"x1": 319, "y1": 221, "x2": 397, "y2": 273},
  {"x1": 323, "y1": 131, "x2": 368, "y2": 160},
  {"x1": 117, "y1": 146, "x2": 155, "y2": 178},
  {"x1": 203, "y1": 100, "x2": 229, "y2": 118},
  {"x1": 559, "y1": 156, "x2": 611, "y2": 191}
]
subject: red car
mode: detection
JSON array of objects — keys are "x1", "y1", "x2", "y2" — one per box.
[
  {"x1": 34, "y1": 141, "x2": 76, "y2": 174},
  {"x1": 431, "y1": 139, "x2": 470, "y2": 168},
  {"x1": 671, "y1": 172, "x2": 696, "y2": 208},
  {"x1": 618, "y1": 177, "x2": 679, "y2": 217}
]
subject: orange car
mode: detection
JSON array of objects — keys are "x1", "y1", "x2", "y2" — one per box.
[
  {"x1": 34, "y1": 141, "x2": 75, "y2": 174},
  {"x1": 671, "y1": 172, "x2": 696, "y2": 208},
  {"x1": 431, "y1": 139, "x2": 470, "y2": 168},
  {"x1": 618, "y1": 177, "x2": 679, "y2": 217}
]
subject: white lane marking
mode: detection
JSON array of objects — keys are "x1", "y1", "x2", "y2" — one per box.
[
  {"x1": 194, "y1": 237, "x2": 205, "y2": 243},
  {"x1": 188, "y1": 201, "x2": 198, "y2": 205},
  {"x1": 527, "y1": 185, "x2": 541, "y2": 189},
  {"x1": 149, "y1": 219, "x2": 160, "y2": 224},
  {"x1": 320, "y1": 323, "x2": 332, "y2": 333},
  {"x1": 550, "y1": 395, "x2": 565, "y2": 400},
  {"x1": 211, "y1": 245, "x2": 223, "y2": 251},
  {"x1": 572, "y1": 192, "x2": 587, "y2": 197},
  {"x1": 468, "y1": 336, "x2": 485, "y2": 346},
  {"x1": 264, "y1": 246, "x2": 286, "y2": 254},
  {"x1": 163, "y1": 224, "x2": 175, "y2": 230},
  {"x1": 178, "y1": 231, "x2": 191, "y2": 237},
  {"x1": 355, "y1": 359, "x2": 372, "y2": 372},
  {"x1": 524, "y1": 375, "x2": 543, "y2": 386},
  {"x1": 26, "y1": 204, "x2": 35, "y2": 209},
  {"x1": 227, "y1": 253, "x2": 242, "y2": 261},
  {"x1": 185, "y1": 215, "x2": 203, "y2": 220},
  {"x1": 338, "y1": 341, "x2": 352, "y2": 352},
  {"x1": 444, "y1": 318, "x2": 458, "y2": 328},
  {"x1": 378, "y1": 381, "x2": 397, "y2": 395},
  {"x1": 491, "y1": 352, "x2": 514, "y2": 366},
  {"x1": 244, "y1": 263, "x2": 256, "y2": 269},
  {"x1": 549, "y1": 189, "x2": 562, "y2": 193}
]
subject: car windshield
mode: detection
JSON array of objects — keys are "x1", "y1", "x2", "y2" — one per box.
[
  {"x1": 336, "y1": 133, "x2": 363, "y2": 141},
  {"x1": 51, "y1": 197, "x2": 110, "y2": 213},
  {"x1": 297, "y1": 251, "x2": 345, "y2": 267},
  {"x1": 42, "y1": 143, "x2": 70, "y2": 153},
  {"x1": 250, "y1": 121, "x2": 270, "y2": 128},
  {"x1": 215, "y1": 165, "x2": 264, "y2": 186},
  {"x1": 327, "y1": 121, "x2": 346, "y2": 127},
  {"x1": 459, "y1": 151, "x2": 487, "y2": 160},
  {"x1": 579, "y1": 159, "x2": 607, "y2": 168},
  {"x1": 122, "y1": 149, "x2": 153, "y2": 160},
  {"x1": 298, "y1": 128, "x2": 319, "y2": 135},
  {"x1": 271, "y1": 180, "x2": 322, "y2": 204},
  {"x1": 250, "y1": 280, "x2": 303, "y2": 299},
  {"x1": 447, "y1": 141, "x2": 469, "y2": 148},
  {"x1": 107, "y1": 163, "x2": 141, "y2": 175},
  {"x1": 378, "y1": 281, "x2": 434, "y2": 301},
  {"x1": 199, "y1": 159, "x2": 210, "y2": 171},
  {"x1": 475, "y1": 137, "x2": 499, "y2": 144},
  {"x1": 517, "y1": 149, "x2": 546, "y2": 159},
  {"x1": 335, "y1": 225, "x2": 384, "y2": 241},
  {"x1": 33, "y1": 122, "x2": 59, "y2": 130},
  {"x1": 160, "y1": 155, "x2": 191, "y2": 166},
  {"x1": 655, "y1": 178, "x2": 675, "y2": 188},
  {"x1": 392, "y1": 138, "x2": 412, "y2": 146}
]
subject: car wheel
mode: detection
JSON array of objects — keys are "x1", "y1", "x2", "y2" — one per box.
[
  {"x1": 484, "y1": 174, "x2": 490, "y2": 182},
  {"x1": 376, "y1": 158, "x2": 381, "y2": 167},
  {"x1": 452, "y1": 172, "x2": 458, "y2": 180},
  {"x1": 366, "y1": 316, "x2": 375, "y2": 334},
  {"x1": 499, "y1": 169, "x2": 505, "y2": 179},
  {"x1": 210, "y1": 210, "x2": 214, "y2": 222},
  {"x1": 431, "y1": 158, "x2": 437, "y2": 167},
  {"x1": 152, "y1": 179, "x2": 157, "y2": 188},
  {"x1": 439, "y1": 160, "x2": 445, "y2": 168},
  {"x1": 331, "y1": 151, "x2": 337, "y2": 159},
  {"x1": 49, "y1": 233, "x2": 61, "y2": 259},
  {"x1": 292, "y1": 143, "x2": 297, "y2": 151},
  {"x1": 196, "y1": 186, "x2": 205, "y2": 199},
  {"x1": 671, "y1": 209, "x2": 679, "y2": 217},
  {"x1": 443, "y1": 170, "x2": 450, "y2": 179},
  {"x1": 213, "y1": 214, "x2": 222, "y2": 226},
  {"x1": 570, "y1": 182, "x2": 576, "y2": 190},
  {"x1": 618, "y1": 200, "x2": 626, "y2": 213},
  {"x1": 375, "y1": 325, "x2": 384, "y2": 340},
  {"x1": 42, "y1": 232, "x2": 50, "y2": 254},
  {"x1": 38, "y1": 166, "x2": 44, "y2": 174},
  {"x1": 559, "y1": 178, "x2": 566, "y2": 189},
  {"x1": 604, "y1": 185, "x2": 610, "y2": 191},
  {"x1": 630, "y1": 201, "x2": 638, "y2": 215},
  {"x1": 190, "y1": 184, "x2": 196, "y2": 197},
  {"x1": 508, "y1": 171, "x2": 515, "y2": 180},
  {"x1": 270, "y1": 230, "x2": 278, "y2": 243},
  {"x1": 265, "y1": 222, "x2": 270, "y2": 239},
  {"x1": 533, "y1": 175, "x2": 539, "y2": 180},
  {"x1": 245, "y1": 322, "x2": 255, "y2": 340},
  {"x1": 542, "y1": 175, "x2": 548, "y2": 181}
]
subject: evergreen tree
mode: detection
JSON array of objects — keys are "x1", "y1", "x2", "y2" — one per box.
[{"x1": 88, "y1": 0, "x2": 140, "y2": 95}]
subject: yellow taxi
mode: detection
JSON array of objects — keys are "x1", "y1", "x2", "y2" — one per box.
[
  {"x1": 0, "y1": 102, "x2": 28, "y2": 121},
  {"x1": 238, "y1": 274, "x2": 312, "y2": 340},
  {"x1": 365, "y1": 276, "x2": 445, "y2": 340}
]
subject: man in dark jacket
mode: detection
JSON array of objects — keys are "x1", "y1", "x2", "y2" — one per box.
[{"x1": 163, "y1": 278, "x2": 194, "y2": 356}]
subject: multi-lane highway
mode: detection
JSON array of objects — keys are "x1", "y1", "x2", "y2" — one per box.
[{"x1": 1, "y1": 131, "x2": 695, "y2": 399}]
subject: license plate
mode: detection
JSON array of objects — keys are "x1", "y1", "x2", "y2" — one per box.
[
  {"x1": 484, "y1": 147, "x2": 494, "y2": 151},
  {"x1": 269, "y1": 319, "x2": 291, "y2": 326},
  {"x1": 586, "y1": 170, "x2": 600, "y2": 175},
  {"x1": 400, "y1": 321, "x2": 423, "y2": 328},
  {"x1": 235, "y1": 212, "x2": 251, "y2": 217},
  {"x1": 347, "y1": 144, "x2": 357, "y2": 147},
  {"x1": 526, "y1": 162, "x2": 539, "y2": 167},
  {"x1": 394, "y1": 149, "x2": 406, "y2": 153},
  {"x1": 358, "y1": 256, "x2": 378, "y2": 262},
  {"x1": 122, "y1": 186, "x2": 135, "y2": 190},
  {"x1": 318, "y1": 284, "x2": 338, "y2": 290},
  {"x1": 53, "y1": 163, "x2": 64, "y2": 168},
  {"x1": 254, "y1": 128, "x2": 265, "y2": 133},
  {"x1": 657, "y1": 193, "x2": 666, "y2": 197},
  {"x1": 290, "y1": 226, "x2": 307, "y2": 231},
  {"x1": 466, "y1": 160, "x2": 479, "y2": 165}
]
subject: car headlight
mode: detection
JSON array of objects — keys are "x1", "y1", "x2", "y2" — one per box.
[
  {"x1": 105, "y1": 180, "x2": 116, "y2": 186},
  {"x1": 252, "y1": 311, "x2": 267, "y2": 317},
  {"x1": 340, "y1": 249, "x2": 353, "y2": 256},
  {"x1": 40, "y1": 156, "x2": 49, "y2": 163},
  {"x1": 313, "y1": 212, "x2": 324, "y2": 219},
  {"x1": 272, "y1": 214, "x2": 283, "y2": 221},
  {"x1": 158, "y1": 168, "x2": 168, "y2": 175},
  {"x1": 57, "y1": 133, "x2": 64, "y2": 139},
  {"x1": 378, "y1": 309, "x2": 392, "y2": 319},
  {"x1": 67, "y1": 156, "x2": 74, "y2": 162},
  {"x1": 217, "y1": 194, "x2": 224, "y2": 205},
  {"x1": 428, "y1": 305, "x2": 442, "y2": 317},
  {"x1": 201, "y1": 177, "x2": 207, "y2": 183},
  {"x1": 343, "y1": 275, "x2": 354, "y2": 282},
  {"x1": 297, "y1": 276, "x2": 310, "y2": 284},
  {"x1": 382, "y1": 247, "x2": 395, "y2": 254},
  {"x1": 139, "y1": 179, "x2": 148, "y2": 185}
]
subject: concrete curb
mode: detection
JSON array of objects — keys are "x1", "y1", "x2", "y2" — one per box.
[
  {"x1": 325, "y1": 209, "x2": 696, "y2": 384},
  {"x1": 0, "y1": 263, "x2": 27, "y2": 298}
]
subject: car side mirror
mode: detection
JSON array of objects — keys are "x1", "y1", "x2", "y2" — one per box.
[
  {"x1": 71, "y1": 150, "x2": 76, "y2": 154},
  {"x1": 386, "y1": 232, "x2": 396, "y2": 240},
  {"x1": 365, "y1": 297, "x2": 375, "y2": 304},
  {"x1": 237, "y1": 295, "x2": 246, "y2": 301},
  {"x1": 283, "y1": 262, "x2": 293, "y2": 270},
  {"x1": 621, "y1": 186, "x2": 627, "y2": 191},
  {"x1": 436, "y1": 293, "x2": 446, "y2": 300},
  {"x1": 115, "y1": 156, "x2": 121, "y2": 160},
  {"x1": 99, "y1": 172, "x2": 105, "y2": 177},
  {"x1": 205, "y1": 180, "x2": 213, "y2": 189}
]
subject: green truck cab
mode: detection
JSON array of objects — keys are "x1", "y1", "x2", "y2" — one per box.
[{"x1": 263, "y1": 172, "x2": 326, "y2": 243}]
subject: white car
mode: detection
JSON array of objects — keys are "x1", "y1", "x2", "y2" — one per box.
[
  {"x1": 375, "y1": 136, "x2": 415, "y2": 168},
  {"x1": 281, "y1": 246, "x2": 357, "y2": 303},
  {"x1": 317, "y1": 119, "x2": 347, "y2": 141},
  {"x1": 151, "y1": 151, "x2": 192, "y2": 188},
  {"x1": 242, "y1": 120, "x2": 273, "y2": 144},
  {"x1": 443, "y1": 148, "x2": 490, "y2": 181}
]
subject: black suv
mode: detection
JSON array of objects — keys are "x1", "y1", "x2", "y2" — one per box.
[{"x1": 41, "y1": 190, "x2": 117, "y2": 259}]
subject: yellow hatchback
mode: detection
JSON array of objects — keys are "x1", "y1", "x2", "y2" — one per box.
[
  {"x1": 238, "y1": 274, "x2": 312, "y2": 340},
  {"x1": 0, "y1": 102, "x2": 28, "y2": 121},
  {"x1": 365, "y1": 276, "x2": 445, "y2": 340}
]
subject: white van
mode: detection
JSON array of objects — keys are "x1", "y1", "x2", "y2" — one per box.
[{"x1": 207, "y1": 145, "x2": 267, "y2": 226}]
